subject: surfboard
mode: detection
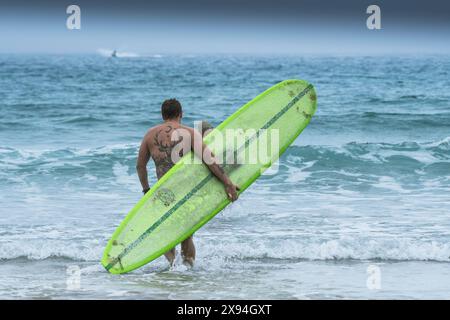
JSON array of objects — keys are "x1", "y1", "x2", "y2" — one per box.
[{"x1": 101, "y1": 79, "x2": 317, "y2": 274}]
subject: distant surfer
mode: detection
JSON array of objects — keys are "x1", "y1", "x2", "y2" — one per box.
[
  {"x1": 111, "y1": 50, "x2": 117, "y2": 58},
  {"x1": 136, "y1": 99, "x2": 239, "y2": 268}
]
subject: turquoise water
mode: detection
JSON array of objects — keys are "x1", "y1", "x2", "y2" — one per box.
[{"x1": 0, "y1": 54, "x2": 449, "y2": 299}]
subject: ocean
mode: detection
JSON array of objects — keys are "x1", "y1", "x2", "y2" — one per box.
[{"x1": 0, "y1": 54, "x2": 449, "y2": 299}]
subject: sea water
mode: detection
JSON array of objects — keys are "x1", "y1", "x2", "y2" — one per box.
[{"x1": 0, "y1": 54, "x2": 449, "y2": 299}]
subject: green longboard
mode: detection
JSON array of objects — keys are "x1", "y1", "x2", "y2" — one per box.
[{"x1": 101, "y1": 79, "x2": 317, "y2": 274}]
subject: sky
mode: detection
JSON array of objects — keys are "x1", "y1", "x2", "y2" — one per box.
[{"x1": 0, "y1": 0, "x2": 449, "y2": 54}]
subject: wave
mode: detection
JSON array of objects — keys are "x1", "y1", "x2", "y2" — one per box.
[
  {"x1": 1, "y1": 236, "x2": 449, "y2": 264},
  {"x1": 61, "y1": 115, "x2": 104, "y2": 125},
  {"x1": 96, "y1": 49, "x2": 163, "y2": 59},
  {"x1": 200, "y1": 238, "x2": 450, "y2": 263},
  {"x1": 281, "y1": 139, "x2": 450, "y2": 188},
  {"x1": 361, "y1": 111, "x2": 450, "y2": 118},
  {"x1": 290, "y1": 139, "x2": 450, "y2": 163},
  {"x1": 1, "y1": 139, "x2": 449, "y2": 185},
  {"x1": 312, "y1": 112, "x2": 450, "y2": 131},
  {"x1": 0, "y1": 143, "x2": 138, "y2": 163},
  {"x1": 0, "y1": 241, "x2": 102, "y2": 262},
  {"x1": 0, "y1": 121, "x2": 26, "y2": 130},
  {"x1": 97, "y1": 48, "x2": 140, "y2": 58},
  {"x1": 367, "y1": 95, "x2": 425, "y2": 103}
]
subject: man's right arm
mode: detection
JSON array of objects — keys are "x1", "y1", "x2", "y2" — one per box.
[
  {"x1": 188, "y1": 128, "x2": 239, "y2": 201},
  {"x1": 136, "y1": 135, "x2": 151, "y2": 194},
  {"x1": 204, "y1": 156, "x2": 240, "y2": 201}
]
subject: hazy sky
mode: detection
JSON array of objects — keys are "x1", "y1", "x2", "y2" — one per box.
[{"x1": 0, "y1": 0, "x2": 449, "y2": 54}]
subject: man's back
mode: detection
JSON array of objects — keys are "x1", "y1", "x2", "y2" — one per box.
[{"x1": 144, "y1": 122, "x2": 186, "y2": 179}]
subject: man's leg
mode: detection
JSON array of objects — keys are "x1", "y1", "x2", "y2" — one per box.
[
  {"x1": 181, "y1": 236, "x2": 196, "y2": 267},
  {"x1": 164, "y1": 248, "x2": 176, "y2": 267}
]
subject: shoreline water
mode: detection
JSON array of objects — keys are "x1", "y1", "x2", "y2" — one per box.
[{"x1": 1, "y1": 259, "x2": 450, "y2": 299}]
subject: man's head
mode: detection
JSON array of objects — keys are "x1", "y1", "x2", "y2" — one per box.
[{"x1": 161, "y1": 98, "x2": 182, "y2": 121}]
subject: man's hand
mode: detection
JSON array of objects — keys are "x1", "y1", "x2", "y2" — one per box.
[{"x1": 225, "y1": 182, "x2": 240, "y2": 202}]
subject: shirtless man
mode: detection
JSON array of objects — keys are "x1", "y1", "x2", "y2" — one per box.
[{"x1": 136, "y1": 99, "x2": 239, "y2": 267}]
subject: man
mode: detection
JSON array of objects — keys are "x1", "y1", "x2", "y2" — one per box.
[{"x1": 136, "y1": 99, "x2": 239, "y2": 268}]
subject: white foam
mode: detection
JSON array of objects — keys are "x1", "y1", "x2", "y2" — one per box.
[
  {"x1": 425, "y1": 136, "x2": 450, "y2": 149},
  {"x1": 373, "y1": 176, "x2": 406, "y2": 193},
  {"x1": 112, "y1": 162, "x2": 136, "y2": 190},
  {"x1": 97, "y1": 48, "x2": 139, "y2": 58},
  {"x1": 195, "y1": 237, "x2": 450, "y2": 264},
  {"x1": 0, "y1": 240, "x2": 103, "y2": 261},
  {"x1": 1, "y1": 233, "x2": 449, "y2": 267}
]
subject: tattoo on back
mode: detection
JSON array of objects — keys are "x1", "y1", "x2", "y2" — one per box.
[{"x1": 152, "y1": 125, "x2": 183, "y2": 179}]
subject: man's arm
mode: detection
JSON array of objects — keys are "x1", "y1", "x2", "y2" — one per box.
[
  {"x1": 188, "y1": 128, "x2": 239, "y2": 201},
  {"x1": 136, "y1": 137, "x2": 151, "y2": 193}
]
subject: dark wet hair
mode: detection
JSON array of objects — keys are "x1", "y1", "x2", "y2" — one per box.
[{"x1": 161, "y1": 98, "x2": 182, "y2": 120}]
